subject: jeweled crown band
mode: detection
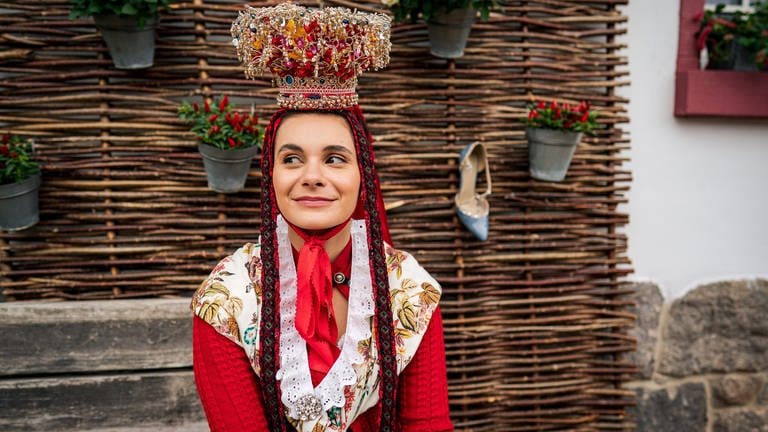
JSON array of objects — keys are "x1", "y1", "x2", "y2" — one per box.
[
  {"x1": 276, "y1": 76, "x2": 358, "y2": 110},
  {"x1": 231, "y1": 3, "x2": 391, "y2": 110}
]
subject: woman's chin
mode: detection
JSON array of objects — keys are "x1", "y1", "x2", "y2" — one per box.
[{"x1": 283, "y1": 216, "x2": 349, "y2": 233}]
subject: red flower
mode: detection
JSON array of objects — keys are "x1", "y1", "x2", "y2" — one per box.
[
  {"x1": 228, "y1": 137, "x2": 236, "y2": 148},
  {"x1": 537, "y1": 101, "x2": 546, "y2": 109},
  {"x1": 1, "y1": 134, "x2": 8, "y2": 145},
  {"x1": 219, "y1": 95, "x2": 229, "y2": 112},
  {"x1": 193, "y1": 102, "x2": 199, "y2": 112},
  {"x1": 208, "y1": 114, "x2": 218, "y2": 123},
  {"x1": 0, "y1": 144, "x2": 8, "y2": 155},
  {"x1": 580, "y1": 112, "x2": 589, "y2": 122},
  {"x1": 204, "y1": 100, "x2": 211, "y2": 113}
]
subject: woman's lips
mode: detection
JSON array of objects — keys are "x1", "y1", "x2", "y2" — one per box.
[{"x1": 294, "y1": 196, "x2": 334, "y2": 208}]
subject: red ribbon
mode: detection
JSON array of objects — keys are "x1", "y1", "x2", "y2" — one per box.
[{"x1": 287, "y1": 219, "x2": 349, "y2": 378}]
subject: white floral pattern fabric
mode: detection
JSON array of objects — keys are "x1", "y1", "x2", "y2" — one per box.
[{"x1": 191, "y1": 219, "x2": 442, "y2": 432}]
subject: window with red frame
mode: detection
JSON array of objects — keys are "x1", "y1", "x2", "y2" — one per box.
[{"x1": 675, "y1": 0, "x2": 768, "y2": 117}]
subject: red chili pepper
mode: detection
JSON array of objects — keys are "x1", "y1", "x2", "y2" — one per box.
[
  {"x1": 713, "y1": 17, "x2": 736, "y2": 29},
  {"x1": 697, "y1": 25, "x2": 713, "y2": 51}
]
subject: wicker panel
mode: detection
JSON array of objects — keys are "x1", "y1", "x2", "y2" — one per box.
[{"x1": 0, "y1": 0, "x2": 634, "y2": 430}]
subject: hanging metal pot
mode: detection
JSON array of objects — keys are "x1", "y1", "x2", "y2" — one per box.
[
  {"x1": 93, "y1": 14, "x2": 158, "y2": 69},
  {"x1": 526, "y1": 128, "x2": 583, "y2": 182},
  {"x1": 198, "y1": 144, "x2": 259, "y2": 194},
  {"x1": 426, "y1": 7, "x2": 476, "y2": 59},
  {"x1": 0, "y1": 172, "x2": 41, "y2": 231}
]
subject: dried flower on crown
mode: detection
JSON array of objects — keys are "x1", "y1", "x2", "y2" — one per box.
[{"x1": 230, "y1": 3, "x2": 392, "y2": 110}]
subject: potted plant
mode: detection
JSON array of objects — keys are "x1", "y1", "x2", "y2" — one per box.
[
  {"x1": 383, "y1": 0, "x2": 497, "y2": 58},
  {"x1": 179, "y1": 95, "x2": 264, "y2": 194},
  {"x1": 695, "y1": 2, "x2": 768, "y2": 71},
  {"x1": 69, "y1": 0, "x2": 171, "y2": 69},
  {"x1": 0, "y1": 133, "x2": 42, "y2": 231},
  {"x1": 523, "y1": 100, "x2": 598, "y2": 182}
]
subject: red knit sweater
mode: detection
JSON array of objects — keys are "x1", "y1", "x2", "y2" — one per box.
[{"x1": 193, "y1": 308, "x2": 453, "y2": 431}]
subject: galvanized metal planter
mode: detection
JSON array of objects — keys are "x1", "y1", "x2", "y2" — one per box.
[
  {"x1": 426, "y1": 7, "x2": 476, "y2": 59},
  {"x1": 526, "y1": 128, "x2": 583, "y2": 182},
  {"x1": 198, "y1": 144, "x2": 258, "y2": 194},
  {"x1": 93, "y1": 14, "x2": 158, "y2": 69},
  {"x1": 0, "y1": 172, "x2": 41, "y2": 231}
]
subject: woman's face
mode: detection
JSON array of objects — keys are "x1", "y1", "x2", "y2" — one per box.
[{"x1": 273, "y1": 113, "x2": 361, "y2": 232}]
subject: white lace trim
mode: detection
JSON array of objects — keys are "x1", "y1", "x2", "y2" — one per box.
[{"x1": 275, "y1": 215, "x2": 375, "y2": 422}]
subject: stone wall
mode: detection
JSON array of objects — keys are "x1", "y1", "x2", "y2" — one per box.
[{"x1": 627, "y1": 280, "x2": 768, "y2": 431}]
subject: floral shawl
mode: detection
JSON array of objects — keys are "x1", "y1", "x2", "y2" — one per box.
[{"x1": 191, "y1": 218, "x2": 441, "y2": 431}]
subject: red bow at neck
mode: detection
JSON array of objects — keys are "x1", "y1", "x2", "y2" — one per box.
[{"x1": 287, "y1": 219, "x2": 351, "y2": 381}]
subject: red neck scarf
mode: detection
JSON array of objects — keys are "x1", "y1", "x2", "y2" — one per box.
[{"x1": 286, "y1": 219, "x2": 352, "y2": 384}]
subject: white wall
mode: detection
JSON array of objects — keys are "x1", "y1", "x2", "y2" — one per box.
[{"x1": 620, "y1": 0, "x2": 768, "y2": 301}]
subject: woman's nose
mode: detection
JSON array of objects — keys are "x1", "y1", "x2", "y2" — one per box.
[{"x1": 301, "y1": 160, "x2": 324, "y2": 186}]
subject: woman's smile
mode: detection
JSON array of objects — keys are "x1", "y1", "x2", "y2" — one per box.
[{"x1": 294, "y1": 195, "x2": 336, "y2": 207}]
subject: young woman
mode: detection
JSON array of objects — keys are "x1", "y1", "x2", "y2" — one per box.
[{"x1": 191, "y1": 4, "x2": 453, "y2": 431}]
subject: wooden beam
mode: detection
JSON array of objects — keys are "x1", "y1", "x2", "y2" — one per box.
[{"x1": 0, "y1": 299, "x2": 192, "y2": 376}]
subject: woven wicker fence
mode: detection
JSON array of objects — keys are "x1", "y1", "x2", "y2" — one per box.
[{"x1": 0, "y1": 0, "x2": 634, "y2": 430}]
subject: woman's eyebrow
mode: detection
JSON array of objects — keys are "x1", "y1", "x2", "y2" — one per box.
[
  {"x1": 325, "y1": 144, "x2": 354, "y2": 155},
  {"x1": 276, "y1": 143, "x2": 302, "y2": 153}
]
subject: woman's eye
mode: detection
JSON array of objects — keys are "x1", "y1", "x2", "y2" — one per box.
[
  {"x1": 326, "y1": 155, "x2": 346, "y2": 164},
  {"x1": 282, "y1": 155, "x2": 301, "y2": 164}
]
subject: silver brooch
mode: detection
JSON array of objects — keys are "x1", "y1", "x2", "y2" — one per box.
[
  {"x1": 295, "y1": 393, "x2": 322, "y2": 421},
  {"x1": 333, "y1": 272, "x2": 346, "y2": 284}
]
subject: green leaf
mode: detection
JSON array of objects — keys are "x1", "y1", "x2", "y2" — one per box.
[{"x1": 120, "y1": 4, "x2": 138, "y2": 16}]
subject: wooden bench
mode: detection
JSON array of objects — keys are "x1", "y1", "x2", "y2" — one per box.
[{"x1": 0, "y1": 299, "x2": 207, "y2": 431}]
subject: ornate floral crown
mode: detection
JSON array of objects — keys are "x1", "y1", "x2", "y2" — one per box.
[{"x1": 231, "y1": 3, "x2": 392, "y2": 110}]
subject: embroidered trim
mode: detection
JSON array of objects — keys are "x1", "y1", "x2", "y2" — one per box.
[{"x1": 275, "y1": 215, "x2": 375, "y2": 423}]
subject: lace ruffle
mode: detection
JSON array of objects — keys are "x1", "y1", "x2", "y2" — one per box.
[{"x1": 275, "y1": 215, "x2": 374, "y2": 422}]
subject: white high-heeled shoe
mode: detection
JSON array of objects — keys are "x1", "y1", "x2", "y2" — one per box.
[{"x1": 455, "y1": 141, "x2": 491, "y2": 241}]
